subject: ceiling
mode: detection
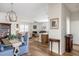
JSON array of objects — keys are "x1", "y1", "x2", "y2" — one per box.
[
  {"x1": 0, "y1": 3, "x2": 79, "y2": 22},
  {"x1": 0, "y1": 3, "x2": 48, "y2": 22},
  {"x1": 64, "y1": 3, "x2": 79, "y2": 13}
]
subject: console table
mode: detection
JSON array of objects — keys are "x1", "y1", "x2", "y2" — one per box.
[{"x1": 49, "y1": 38, "x2": 60, "y2": 54}]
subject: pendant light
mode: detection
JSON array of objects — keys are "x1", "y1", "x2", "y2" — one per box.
[{"x1": 7, "y1": 3, "x2": 17, "y2": 22}]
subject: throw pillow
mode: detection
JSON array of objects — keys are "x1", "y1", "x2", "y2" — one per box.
[{"x1": 1, "y1": 39, "x2": 11, "y2": 46}]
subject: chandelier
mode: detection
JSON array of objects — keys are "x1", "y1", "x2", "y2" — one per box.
[{"x1": 7, "y1": 3, "x2": 17, "y2": 22}]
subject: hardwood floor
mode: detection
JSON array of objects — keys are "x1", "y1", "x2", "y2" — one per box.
[
  {"x1": 63, "y1": 50, "x2": 79, "y2": 56},
  {"x1": 63, "y1": 44, "x2": 79, "y2": 56},
  {"x1": 23, "y1": 37, "x2": 59, "y2": 56},
  {"x1": 23, "y1": 37, "x2": 79, "y2": 56}
]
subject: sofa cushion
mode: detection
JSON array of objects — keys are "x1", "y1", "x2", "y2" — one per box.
[
  {"x1": 0, "y1": 44, "x2": 4, "y2": 51},
  {"x1": 1, "y1": 39, "x2": 11, "y2": 46},
  {"x1": 0, "y1": 43, "x2": 13, "y2": 52}
]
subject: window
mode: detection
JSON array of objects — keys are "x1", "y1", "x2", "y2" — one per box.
[{"x1": 19, "y1": 24, "x2": 29, "y2": 32}]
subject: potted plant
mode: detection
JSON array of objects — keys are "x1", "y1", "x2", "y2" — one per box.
[{"x1": 8, "y1": 34, "x2": 17, "y2": 40}]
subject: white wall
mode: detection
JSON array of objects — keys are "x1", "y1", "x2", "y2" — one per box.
[
  {"x1": 66, "y1": 17, "x2": 71, "y2": 34},
  {"x1": 39, "y1": 22, "x2": 49, "y2": 32},
  {"x1": 48, "y1": 3, "x2": 62, "y2": 39},
  {"x1": 71, "y1": 12, "x2": 79, "y2": 44},
  {"x1": 29, "y1": 22, "x2": 49, "y2": 33},
  {"x1": 0, "y1": 12, "x2": 9, "y2": 22},
  {"x1": 48, "y1": 4, "x2": 71, "y2": 55},
  {"x1": 61, "y1": 4, "x2": 71, "y2": 54},
  {"x1": 48, "y1": 3, "x2": 62, "y2": 54}
]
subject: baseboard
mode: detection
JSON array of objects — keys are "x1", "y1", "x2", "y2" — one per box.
[
  {"x1": 73, "y1": 44, "x2": 79, "y2": 46},
  {"x1": 62, "y1": 52, "x2": 66, "y2": 56},
  {"x1": 73, "y1": 49, "x2": 79, "y2": 52}
]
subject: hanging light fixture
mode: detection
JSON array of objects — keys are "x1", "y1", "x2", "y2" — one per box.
[{"x1": 7, "y1": 3, "x2": 17, "y2": 22}]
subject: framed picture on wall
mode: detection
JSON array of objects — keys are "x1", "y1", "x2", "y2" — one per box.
[
  {"x1": 50, "y1": 18, "x2": 59, "y2": 29},
  {"x1": 33, "y1": 25, "x2": 37, "y2": 29}
]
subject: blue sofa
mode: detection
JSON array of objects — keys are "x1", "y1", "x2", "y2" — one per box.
[{"x1": 0, "y1": 34, "x2": 29, "y2": 56}]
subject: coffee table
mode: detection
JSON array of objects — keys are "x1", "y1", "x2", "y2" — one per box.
[{"x1": 9, "y1": 39, "x2": 22, "y2": 56}]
